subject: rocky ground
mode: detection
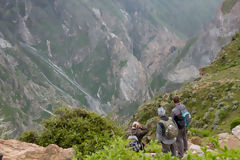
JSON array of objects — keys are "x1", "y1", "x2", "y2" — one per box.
[{"x1": 0, "y1": 139, "x2": 75, "y2": 160}]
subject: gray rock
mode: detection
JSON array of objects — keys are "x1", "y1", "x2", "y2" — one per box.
[
  {"x1": 203, "y1": 124, "x2": 208, "y2": 129},
  {"x1": 218, "y1": 102, "x2": 225, "y2": 108},
  {"x1": 192, "y1": 98, "x2": 197, "y2": 103},
  {"x1": 203, "y1": 112, "x2": 209, "y2": 120},
  {"x1": 210, "y1": 87, "x2": 215, "y2": 92},
  {"x1": 207, "y1": 93, "x2": 214, "y2": 99},
  {"x1": 232, "y1": 125, "x2": 240, "y2": 140},
  {"x1": 222, "y1": 105, "x2": 230, "y2": 110},
  {"x1": 208, "y1": 107, "x2": 214, "y2": 112},
  {"x1": 202, "y1": 101, "x2": 206, "y2": 106},
  {"x1": 233, "y1": 101, "x2": 239, "y2": 105},
  {"x1": 213, "y1": 97, "x2": 218, "y2": 100},
  {"x1": 232, "y1": 105, "x2": 238, "y2": 110},
  {"x1": 225, "y1": 88, "x2": 230, "y2": 91},
  {"x1": 189, "y1": 144, "x2": 204, "y2": 156},
  {"x1": 211, "y1": 124, "x2": 219, "y2": 130}
]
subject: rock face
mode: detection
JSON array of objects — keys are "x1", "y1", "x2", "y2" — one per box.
[
  {"x1": 232, "y1": 125, "x2": 240, "y2": 140},
  {"x1": 0, "y1": 0, "x2": 222, "y2": 136},
  {"x1": 168, "y1": 0, "x2": 240, "y2": 83},
  {"x1": 0, "y1": 139, "x2": 75, "y2": 160}
]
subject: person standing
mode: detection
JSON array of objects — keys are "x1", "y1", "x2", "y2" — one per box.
[
  {"x1": 156, "y1": 107, "x2": 178, "y2": 157},
  {"x1": 171, "y1": 96, "x2": 191, "y2": 158}
]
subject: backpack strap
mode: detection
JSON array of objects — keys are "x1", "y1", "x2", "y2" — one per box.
[{"x1": 128, "y1": 135, "x2": 139, "y2": 141}]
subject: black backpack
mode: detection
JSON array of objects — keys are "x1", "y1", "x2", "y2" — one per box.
[
  {"x1": 128, "y1": 136, "x2": 144, "y2": 152},
  {"x1": 176, "y1": 108, "x2": 191, "y2": 128}
]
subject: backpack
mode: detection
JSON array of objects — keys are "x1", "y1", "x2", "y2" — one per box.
[
  {"x1": 176, "y1": 107, "x2": 191, "y2": 128},
  {"x1": 127, "y1": 136, "x2": 144, "y2": 152},
  {"x1": 159, "y1": 117, "x2": 178, "y2": 140}
]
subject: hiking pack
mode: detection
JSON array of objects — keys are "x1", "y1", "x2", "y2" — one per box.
[
  {"x1": 127, "y1": 135, "x2": 144, "y2": 152},
  {"x1": 159, "y1": 117, "x2": 178, "y2": 140},
  {"x1": 176, "y1": 107, "x2": 191, "y2": 128}
]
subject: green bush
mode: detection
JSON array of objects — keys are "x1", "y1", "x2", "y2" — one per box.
[
  {"x1": 85, "y1": 136, "x2": 240, "y2": 160},
  {"x1": 230, "y1": 118, "x2": 240, "y2": 130},
  {"x1": 19, "y1": 106, "x2": 123, "y2": 159},
  {"x1": 19, "y1": 131, "x2": 38, "y2": 144},
  {"x1": 190, "y1": 128, "x2": 211, "y2": 138}
]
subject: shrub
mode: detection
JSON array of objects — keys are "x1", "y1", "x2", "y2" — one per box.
[
  {"x1": 19, "y1": 131, "x2": 38, "y2": 144},
  {"x1": 230, "y1": 118, "x2": 240, "y2": 130},
  {"x1": 85, "y1": 136, "x2": 240, "y2": 160},
  {"x1": 19, "y1": 106, "x2": 123, "y2": 159},
  {"x1": 190, "y1": 128, "x2": 211, "y2": 138}
]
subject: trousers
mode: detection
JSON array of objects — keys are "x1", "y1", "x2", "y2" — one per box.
[{"x1": 176, "y1": 127, "x2": 188, "y2": 158}]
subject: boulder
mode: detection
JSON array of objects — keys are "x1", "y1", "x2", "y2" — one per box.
[
  {"x1": 232, "y1": 125, "x2": 240, "y2": 140},
  {"x1": 0, "y1": 139, "x2": 75, "y2": 160},
  {"x1": 218, "y1": 133, "x2": 240, "y2": 149},
  {"x1": 189, "y1": 144, "x2": 204, "y2": 156}
]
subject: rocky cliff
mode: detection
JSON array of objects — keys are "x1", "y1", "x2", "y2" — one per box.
[
  {"x1": 131, "y1": 32, "x2": 240, "y2": 138},
  {"x1": 167, "y1": 0, "x2": 240, "y2": 84},
  {"x1": 0, "y1": 0, "x2": 221, "y2": 136}
]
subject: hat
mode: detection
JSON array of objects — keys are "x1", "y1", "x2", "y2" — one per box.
[
  {"x1": 132, "y1": 121, "x2": 140, "y2": 128},
  {"x1": 158, "y1": 107, "x2": 166, "y2": 116}
]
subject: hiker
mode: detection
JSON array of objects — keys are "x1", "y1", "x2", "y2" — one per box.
[
  {"x1": 156, "y1": 107, "x2": 178, "y2": 156},
  {"x1": 171, "y1": 96, "x2": 191, "y2": 158},
  {"x1": 128, "y1": 121, "x2": 148, "y2": 152}
]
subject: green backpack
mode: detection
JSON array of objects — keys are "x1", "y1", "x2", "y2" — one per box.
[{"x1": 159, "y1": 117, "x2": 178, "y2": 140}]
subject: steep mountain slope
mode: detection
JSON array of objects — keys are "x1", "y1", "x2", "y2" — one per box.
[
  {"x1": 0, "y1": 0, "x2": 221, "y2": 136},
  {"x1": 167, "y1": 0, "x2": 240, "y2": 84},
  {"x1": 132, "y1": 32, "x2": 240, "y2": 138}
]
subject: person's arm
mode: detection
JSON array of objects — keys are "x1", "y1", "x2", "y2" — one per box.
[
  {"x1": 171, "y1": 108, "x2": 176, "y2": 120},
  {"x1": 139, "y1": 126, "x2": 148, "y2": 136},
  {"x1": 156, "y1": 123, "x2": 164, "y2": 143}
]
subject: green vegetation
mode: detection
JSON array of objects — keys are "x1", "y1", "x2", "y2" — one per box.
[
  {"x1": 19, "y1": 106, "x2": 123, "y2": 159},
  {"x1": 119, "y1": 60, "x2": 128, "y2": 69},
  {"x1": 221, "y1": 0, "x2": 238, "y2": 14},
  {"x1": 230, "y1": 118, "x2": 240, "y2": 130},
  {"x1": 85, "y1": 137, "x2": 240, "y2": 160},
  {"x1": 131, "y1": 32, "x2": 240, "y2": 138},
  {"x1": 0, "y1": 64, "x2": 9, "y2": 81},
  {"x1": 150, "y1": 74, "x2": 167, "y2": 90}
]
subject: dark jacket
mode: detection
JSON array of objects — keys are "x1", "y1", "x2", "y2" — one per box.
[
  {"x1": 171, "y1": 104, "x2": 187, "y2": 129},
  {"x1": 131, "y1": 127, "x2": 148, "y2": 142}
]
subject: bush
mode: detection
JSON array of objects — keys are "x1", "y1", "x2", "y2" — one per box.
[
  {"x1": 190, "y1": 128, "x2": 211, "y2": 138},
  {"x1": 19, "y1": 131, "x2": 38, "y2": 144},
  {"x1": 19, "y1": 106, "x2": 123, "y2": 159},
  {"x1": 85, "y1": 136, "x2": 240, "y2": 160},
  {"x1": 230, "y1": 118, "x2": 240, "y2": 130}
]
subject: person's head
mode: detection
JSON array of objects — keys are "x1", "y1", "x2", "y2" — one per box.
[
  {"x1": 158, "y1": 107, "x2": 166, "y2": 116},
  {"x1": 173, "y1": 96, "x2": 180, "y2": 104},
  {"x1": 132, "y1": 121, "x2": 140, "y2": 129}
]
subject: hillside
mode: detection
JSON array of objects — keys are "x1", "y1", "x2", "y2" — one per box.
[
  {"x1": 0, "y1": 0, "x2": 221, "y2": 136},
  {"x1": 131, "y1": 32, "x2": 240, "y2": 138},
  {"x1": 167, "y1": 0, "x2": 240, "y2": 85}
]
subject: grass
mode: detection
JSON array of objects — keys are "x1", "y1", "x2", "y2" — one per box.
[
  {"x1": 221, "y1": 0, "x2": 238, "y2": 14},
  {"x1": 131, "y1": 32, "x2": 240, "y2": 138},
  {"x1": 150, "y1": 74, "x2": 167, "y2": 91},
  {"x1": 0, "y1": 64, "x2": 9, "y2": 81},
  {"x1": 119, "y1": 60, "x2": 128, "y2": 69}
]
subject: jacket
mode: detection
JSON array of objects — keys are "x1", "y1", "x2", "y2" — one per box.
[
  {"x1": 131, "y1": 127, "x2": 148, "y2": 142},
  {"x1": 171, "y1": 104, "x2": 187, "y2": 129}
]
